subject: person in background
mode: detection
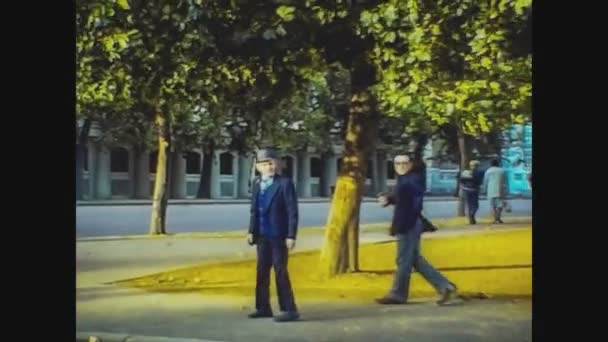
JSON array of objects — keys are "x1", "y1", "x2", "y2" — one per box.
[
  {"x1": 482, "y1": 159, "x2": 508, "y2": 224},
  {"x1": 459, "y1": 160, "x2": 484, "y2": 225}
]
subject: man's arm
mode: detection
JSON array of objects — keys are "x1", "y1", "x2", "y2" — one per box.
[
  {"x1": 248, "y1": 179, "x2": 259, "y2": 235},
  {"x1": 284, "y1": 178, "x2": 299, "y2": 240},
  {"x1": 386, "y1": 192, "x2": 396, "y2": 205}
]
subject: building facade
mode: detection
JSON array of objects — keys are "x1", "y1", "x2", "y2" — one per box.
[{"x1": 79, "y1": 123, "x2": 532, "y2": 200}]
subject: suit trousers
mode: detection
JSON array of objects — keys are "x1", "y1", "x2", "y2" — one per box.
[{"x1": 255, "y1": 236, "x2": 298, "y2": 313}]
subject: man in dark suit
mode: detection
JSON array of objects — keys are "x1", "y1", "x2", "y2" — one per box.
[
  {"x1": 247, "y1": 148, "x2": 300, "y2": 322},
  {"x1": 375, "y1": 153, "x2": 460, "y2": 306}
]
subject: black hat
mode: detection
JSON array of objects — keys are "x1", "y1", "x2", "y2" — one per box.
[{"x1": 256, "y1": 148, "x2": 280, "y2": 162}]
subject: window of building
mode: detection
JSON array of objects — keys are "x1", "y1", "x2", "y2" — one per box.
[
  {"x1": 185, "y1": 152, "x2": 201, "y2": 174},
  {"x1": 366, "y1": 160, "x2": 373, "y2": 179},
  {"x1": 83, "y1": 147, "x2": 89, "y2": 171},
  {"x1": 310, "y1": 157, "x2": 322, "y2": 178},
  {"x1": 111, "y1": 147, "x2": 129, "y2": 172},
  {"x1": 220, "y1": 152, "x2": 233, "y2": 175},
  {"x1": 149, "y1": 151, "x2": 158, "y2": 173},
  {"x1": 282, "y1": 156, "x2": 294, "y2": 178},
  {"x1": 387, "y1": 161, "x2": 395, "y2": 179},
  {"x1": 337, "y1": 158, "x2": 343, "y2": 173}
]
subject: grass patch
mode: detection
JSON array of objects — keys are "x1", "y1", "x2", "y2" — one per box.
[{"x1": 116, "y1": 227, "x2": 532, "y2": 301}]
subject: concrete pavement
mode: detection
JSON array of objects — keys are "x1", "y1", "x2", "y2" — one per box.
[
  {"x1": 78, "y1": 292, "x2": 531, "y2": 342},
  {"x1": 77, "y1": 220, "x2": 532, "y2": 341},
  {"x1": 77, "y1": 231, "x2": 395, "y2": 286}
]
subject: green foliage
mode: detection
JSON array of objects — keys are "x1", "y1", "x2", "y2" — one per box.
[
  {"x1": 359, "y1": 0, "x2": 531, "y2": 138},
  {"x1": 77, "y1": 0, "x2": 531, "y2": 158}
]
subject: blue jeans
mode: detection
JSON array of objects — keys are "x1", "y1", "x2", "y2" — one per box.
[{"x1": 388, "y1": 220, "x2": 451, "y2": 302}]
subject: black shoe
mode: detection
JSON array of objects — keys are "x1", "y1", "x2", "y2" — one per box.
[
  {"x1": 469, "y1": 216, "x2": 476, "y2": 225},
  {"x1": 437, "y1": 284, "x2": 460, "y2": 306},
  {"x1": 274, "y1": 311, "x2": 300, "y2": 322},
  {"x1": 248, "y1": 310, "x2": 273, "y2": 318},
  {"x1": 375, "y1": 296, "x2": 406, "y2": 305}
]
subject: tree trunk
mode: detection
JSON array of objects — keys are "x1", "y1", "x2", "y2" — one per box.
[
  {"x1": 319, "y1": 88, "x2": 377, "y2": 278},
  {"x1": 338, "y1": 228, "x2": 349, "y2": 273},
  {"x1": 75, "y1": 119, "x2": 92, "y2": 200},
  {"x1": 196, "y1": 144, "x2": 214, "y2": 199},
  {"x1": 456, "y1": 127, "x2": 468, "y2": 217},
  {"x1": 347, "y1": 198, "x2": 361, "y2": 272},
  {"x1": 149, "y1": 113, "x2": 171, "y2": 235}
]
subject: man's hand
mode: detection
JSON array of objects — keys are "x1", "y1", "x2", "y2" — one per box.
[
  {"x1": 378, "y1": 195, "x2": 389, "y2": 207},
  {"x1": 286, "y1": 238, "x2": 296, "y2": 250},
  {"x1": 247, "y1": 233, "x2": 254, "y2": 245}
]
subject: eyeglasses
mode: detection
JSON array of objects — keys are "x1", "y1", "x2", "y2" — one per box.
[{"x1": 394, "y1": 161, "x2": 411, "y2": 165}]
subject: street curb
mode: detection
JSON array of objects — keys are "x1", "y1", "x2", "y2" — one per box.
[
  {"x1": 76, "y1": 218, "x2": 532, "y2": 242},
  {"x1": 77, "y1": 196, "x2": 531, "y2": 206},
  {"x1": 77, "y1": 332, "x2": 223, "y2": 342}
]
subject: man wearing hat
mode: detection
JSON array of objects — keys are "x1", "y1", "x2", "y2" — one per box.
[{"x1": 247, "y1": 148, "x2": 300, "y2": 322}]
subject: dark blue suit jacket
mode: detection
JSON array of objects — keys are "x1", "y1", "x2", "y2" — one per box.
[
  {"x1": 387, "y1": 172, "x2": 425, "y2": 235},
  {"x1": 248, "y1": 175, "x2": 299, "y2": 240}
]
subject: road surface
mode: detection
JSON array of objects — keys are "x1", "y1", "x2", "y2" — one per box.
[{"x1": 76, "y1": 199, "x2": 531, "y2": 238}]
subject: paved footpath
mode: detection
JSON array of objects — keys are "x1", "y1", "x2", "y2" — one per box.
[{"x1": 77, "y1": 220, "x2": 532, "y2": 341}]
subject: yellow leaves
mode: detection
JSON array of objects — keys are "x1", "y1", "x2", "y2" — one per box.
[
  {"x1": 409, "y1": 27, "x2": 424, "y2": 44},
  {"x1": 408, "y1": 69, "x2": 425, "y2": 84},
  {"x1": 518, "y1": 84, "x2": 531, "y2": 97},
  {"x1": 464, "y1": 120, "x2": 477, "y2": 134},
  {"x1": 384, "y1": 31, "x2": 396, "y2": 43},
  {"x1": 397, "y1": 95, "x2": 412, "y2": 108},
  {"x1": 382, "y1": 49, "x2": 394, "y2": 62},
  {"x1": 513, "y1": 0, "x2": 532, "y2": 15},
  {"x1": 512, "y1": 114, "x2": 525, "y2": 124},
  {"x1": 408, "y1": 83, "x2": 418, "y2": 94},
  {"x1": 481, "y1": 57, "x2": 492, "y2": 69},
  {"x1": 474, "y1": 80, "x2": 488, "y2": 89},
  {"x1": 490, "y1": 82, "x2": 501, "y2": 94},
  {"x1": 117, "y1": 0, "x2": 130, "y2": 10},
  {"x1": 382, "y1": 4, "x2": 398, "y2": 25},
  {"x1": 478, "y1": 113, "x2": 490, "y2": 132},
  {"x1": 455, "y1": 95, "x2": 467, "y2": 110},
  {"x1": 430, "y1": 111, "x2": 449, "y2": 125},
  {"x1": 416, "y1": 50, "x2": 431, "y2": 62},
  {"x1": 102, "y1": 37, "x2": 114, "y2": 52},
  {"x1": 276, "y1": 5, "x2": 296, "y2": 22},
  {"x1": 240, "y1": 67, "x2": 253, "y2": 82},
  {"x1": 498, "y1": 63, "x2": 513, "y2": 73},
  {"x1": 431, "y1": 25, "x2": 441, "y2": 36},
  {"x1": 360, "y1": 10, "x2": 374, "y2": 27},
  {"x1": 446, "y1": 103, "x2": 455, "y2": 115}
]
